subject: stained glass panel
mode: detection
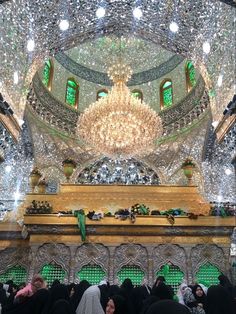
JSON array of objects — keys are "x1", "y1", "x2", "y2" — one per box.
[
  {"x1": 97, "y1": 90, "x2": 108, "y2": 99},
  {"x1": 163, "y1": 81, "x2": 172, "y2": 89},
  {"x1": 0, "y1": 265, "x2": 27, "y2": 285},
  {"x1": 66, "y1": 79, "x2": 78, "y2": 107},
  {"x1": 117, "y1": 265, "x2": 144, "y2": 286},
  {"x1": 187, "y1": 61, "x2": 196, "y2": 88},
  {"x1": 195, "y1": 263, "x2": 221, "y2": 287},
  {"x1": 132, "y1": 90, "x2": 143, "y2": 100},
  {"x1": 40, "y1": 263, "x2": 66, "y2": 286},
  {"x1": 156, "y1": 264, "x2": 184, "y2": 293},
  {"x1": 43, "y1": 60, "x2": 51, "y2": 87},
  {"x1": 161, "y1": 80, "x2": 173, "y2": 108},
  {"x1": 77, "y1": 265, "x2": 106, "y2": 284},
  {"x1": 163, "y1": 87, "x2": 173, "y2": 107}
]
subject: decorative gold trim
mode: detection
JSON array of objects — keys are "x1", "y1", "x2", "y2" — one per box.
[
  {"x1": 0, "y1": 113, "x2": 21, "y2": 141},
  {"x1": 215, "y1": 114, "x2": 236, "y2": 142},
  {"x1": 47, "y1": 59, "x2": 54, "y2": 92},
  {"x1": 24, "y1": 215, "x2": 236, "y2": 227}
]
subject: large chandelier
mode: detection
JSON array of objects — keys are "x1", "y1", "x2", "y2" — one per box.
[{"x1": 77, "y1": 63, "x2": 163, "y2": 158}]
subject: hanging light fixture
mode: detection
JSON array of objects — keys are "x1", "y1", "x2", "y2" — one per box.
[{"x1": 77, "y1": 62, "x2": 163, "y2": 158}]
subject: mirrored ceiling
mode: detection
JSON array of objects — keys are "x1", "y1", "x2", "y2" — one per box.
[{"x1": 64, "y1": 35, "x2": 175, "y2": 73}]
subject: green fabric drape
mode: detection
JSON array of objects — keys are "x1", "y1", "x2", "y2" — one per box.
[{"x1": 74, "y1": 210, "x2": 86, "y2": 241}]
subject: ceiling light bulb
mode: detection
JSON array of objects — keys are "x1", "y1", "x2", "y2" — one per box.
[
  {"x1": 133, "y1": 7, "x2": 143, "y2": 19},
  {"x1": 203, "y1": 41, "x2": 211, "y2": 54},
  {"x1": 169, "y1": 22, "x2": 179, "y2": 33},
  {"x1": 96, "y1": 7, "x2": 106, "y2": 18},
  {"x1": 225, "y1": 168, "x2": 233, "y2": 175},
  {"x1": 5, "y1": 165, "x2": 11, "y2": 173},
  {"x1": 217, "y1": 74, "x2": 223, "y2": 87},
  {"x1": 13, "y1": 71, "x2": 19, "y2": 84},
  {"x1": 59, "y1": 19, "x2": 69, "y2": 31},
  {"x1": 27, "y1": 39, "x2": 35, "y2": 52}
]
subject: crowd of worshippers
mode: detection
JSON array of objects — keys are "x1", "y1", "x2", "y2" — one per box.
[{"x1": 0, "y1": 274, "x2": 235, "y2": 314}]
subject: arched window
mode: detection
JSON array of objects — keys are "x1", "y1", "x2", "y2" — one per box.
[
  {"x1": 42, "y1": 59, "x2": 54, "y2": 91},
  {"x1": 0, "y1": 265, "x2": 27, "y2": 285},
  {"x1": 156, "y1": 264, "x2": 184, "y2": 293},
  {"x1": 40, "y1": 263, "x2": 66, "y2": 286},
  {"x1": 195, "y1": 263, "x2": 221, "y2": 287},
  {"x1": 77, "y1": 265, "x2": 106, "y2": 285},
  {"x1": 65, "y1": 78, "x2": 79, "y2": 109},
  {"x1": 97, "y1": 89, "x2": 108, "y2": 100},
  {"x1": 117, "y1": 265, "x2": 145, "y2": 286},
  {"x1": 186, "y1": 61, "x2": 196, "y2": 92},
  {"x1": 160, "y1": 79, "x2": 173, "y2": 109},
  {"x1": 131, "y1": 89, "x2": 143, "y2": 101}
]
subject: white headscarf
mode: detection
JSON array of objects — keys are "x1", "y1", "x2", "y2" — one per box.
[
  {"x1": 176, "y1": 282, "x2": 188, "y2": 305},
  {"x1": 76, "y1": 285, "x2": 105, "y2": 314}
]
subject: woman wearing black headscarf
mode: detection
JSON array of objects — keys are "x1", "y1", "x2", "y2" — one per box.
[
  {"x1": 206, "y1": 284, "x2": 234, "y2": 314},
  {"x1": 105, "y1": 295, "x2": 126, "y2": 314},
  {"x1": 146, "y1": 299, "x2": 191, "y2": 314},
  {"x1": 192, "y1": 285, "x2": 207, "y2": 312},
  {"x1": 120, "y1": 279, "x2": 134, "y2": 314},
  {"x1": 141, "y1": 282, "x2": 173, "y2": 314},
  {"x1": 5, "y1": 288, "x2": 49, "y2": 314},
  {"x1": 183, "y1": 286, "x2": 205, "y2": 314},
  {"x1": 70, "y1": 280, "x2": 90, "y2": 313}
]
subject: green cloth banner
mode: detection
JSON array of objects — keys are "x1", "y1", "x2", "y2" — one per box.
[{"x1": 74, "y1": 210, "x2": 86, "y2": 241}]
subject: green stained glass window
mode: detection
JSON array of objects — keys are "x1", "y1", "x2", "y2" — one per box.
[
  {"x1": 186, "y1": 61, "x2": 196, "y2": 90},
  {"x1": 40, "y1": 263, "x2": 66, "y2": 286},
  {"x1": 132, "y1": 90, "x2": 143, "y2": 101},
  {"x1": 117, "y1": 265, "x2": 144, "y2": 286},
  {"x1": 97, "y1": 89, "x2": 108, "y2": 100},
  {"x1": 195, "y1": 263, "x2": 221, "y2": 287},
  {"x1": 156, "y1": 264, "x2": 184, "y2": 293},
  {"x1": 66, "y1": 78, "x2": 79, "y2": 107},
  {"x1": 161, "y1": 80, "x2": 173, "y2": 108},
  {"x1": 43, "y1": 60, "x2": 51, "y2": 87},
  {"x1": 77, "y1": 265, "x2": 106, "y2": 285},
  {"x1": 0, "y1": 265, "x2": 27, "y2": 285}
]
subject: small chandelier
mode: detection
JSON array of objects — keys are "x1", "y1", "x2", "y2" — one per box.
[{"x1": 77, "y1": 62, "x2": 163, "y2": 158}]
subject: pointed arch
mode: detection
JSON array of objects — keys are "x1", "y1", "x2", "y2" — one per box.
[
  {"x1": 186, "y1": 61, "x2": 196, "y2": 92},
  {"x1": 43, "y1": 59, "x2": 54, "y2": 91},
  {"x1": 195, "y1": 262, "x2": 221, "y2": 287},
  {"x1": 40, "y1": 262, "x2": 66, "y2": 286},
  {"x1": 65, "y1": 78, "x2": 79, "y2": 109},
  {"x1": 131, "y1": 89, "x2": 143, "y2": 101},
  {"x1": 0, "y1": 265, "x2": 27, "y2": 285},
  {"x1": 156, "y1": 263, "x2": 184, "y2": 293},
  {"x1": 97, "y1": 89, "x2": 108, "y2": 100},
  {"x1": 160, "y1": 79, "x2": 173, "y2": 109},
  {"x1": 77, "y1": 264, "x2": 106, "y2": 284}
]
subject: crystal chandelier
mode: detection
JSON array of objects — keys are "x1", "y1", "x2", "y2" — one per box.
[{"x1": 77, "y1": 62, "x2": 163, "y2": 158}]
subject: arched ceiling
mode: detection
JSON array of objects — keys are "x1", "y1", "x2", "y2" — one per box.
[
  {"x1": 0, "y1": 0, "x2": 235, "y2": 124},
  {"x1": 64, "y1": 36, "x2": 175, "y2": 73}
]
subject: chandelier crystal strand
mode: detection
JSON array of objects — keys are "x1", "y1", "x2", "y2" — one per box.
[{"x1": 77, "y1": 63, "x2": 163, "y2": 158}]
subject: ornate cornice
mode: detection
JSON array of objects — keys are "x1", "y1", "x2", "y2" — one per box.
[
  {"x1": 29, "y1": 73, "x2": 79, "y2": 135},
  {"x1": 161, "y1": 75, "x2": 206, "y2": 126},
  {"x1": 29, "y1": 71, "x2": 209, "y2": 138},
  {"x1": 55, "y1": 51, "x2": 185, "y2": 86},
  {"x1": 24, "y1": 215, "x2": 235, "y2": 238}
]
